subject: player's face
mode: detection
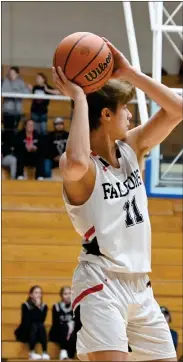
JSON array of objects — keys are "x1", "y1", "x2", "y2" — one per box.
[
  {"x1": 111, "y1": 104, "x2": 132, "y2": 140},
  {"x1": 61, "y1": 288, "x2": 71, "y2": 304}
]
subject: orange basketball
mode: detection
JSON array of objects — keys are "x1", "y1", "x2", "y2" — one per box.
[{"x1": 53, "y1": 32, "x2": 114, "y2": 94}]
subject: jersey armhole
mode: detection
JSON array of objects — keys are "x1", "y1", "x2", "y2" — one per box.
[{"x1": 117, "y1": 140, "x2": 139, "y2": 164}]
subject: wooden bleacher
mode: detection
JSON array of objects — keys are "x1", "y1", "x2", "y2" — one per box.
[{"x1": 2, "y1": 180, "x2": 183, "y2": 360}]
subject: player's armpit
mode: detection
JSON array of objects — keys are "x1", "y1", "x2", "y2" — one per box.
[
  {"x1": 60, "y1": 155, "x2": 96, "y2": 206},
  {"x1": 59, "y1": 152, "x2": 89, "y2": 182},
  {"x1": 126, "y1": 108, "x2": 182, "y2": 157}
]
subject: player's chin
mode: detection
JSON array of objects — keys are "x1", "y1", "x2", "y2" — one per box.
[{"x1": 118, "y1": 128, "x2": 128, "y2": 140}]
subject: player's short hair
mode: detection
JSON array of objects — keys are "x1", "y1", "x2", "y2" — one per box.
[{"x1": 87, "y1": 79, "x2": 135, "y2": 131}]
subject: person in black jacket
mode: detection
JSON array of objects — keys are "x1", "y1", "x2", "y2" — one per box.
[
  {"x1": 2, "y1": 129, "x2": 17, "y2": 178},
  {"x1": 15, "y1": 119, "x2": 44, "y2": 180},
  {"x1": 44, "y1": 117, "x2": 68, "y2": 178},
  {"x1": 15, "y1": 285, "x2": 50, "y2": 360},
  {"x1": 31, "y1": 73, "x2": 59, "y2": 135},
  {"x1": 160, "y1": 306, "x2": 178, "y2": 351},
  {"x1": 49, "y1": 286, "x2": 76, "y2": 360}
]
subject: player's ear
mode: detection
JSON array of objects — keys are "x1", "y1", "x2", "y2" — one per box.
[{"x1": 101, "y1": 107, "x2": 112, "y2": 122}]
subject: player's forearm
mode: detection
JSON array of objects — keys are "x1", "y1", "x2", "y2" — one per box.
[
  {"x1": 66, "y1": 94, "x2": 90, "y2": 165},
  {"x1": 125, "y1": 69, "x2": 182, "y2": 118}
]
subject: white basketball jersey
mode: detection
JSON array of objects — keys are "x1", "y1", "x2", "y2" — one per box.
[{"x1": 63, "y1": 141, "x2": 151, "y2": 273}]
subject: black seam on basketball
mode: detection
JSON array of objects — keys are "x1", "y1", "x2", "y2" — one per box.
[
  {"x1": 81, "y1": 61, "x2": 113, "y2": 89},
  {"x1": 63, "y1": 33, "x2": 91, "y2": 74},
  {"x1": 71, "y1": 41, "x2": 105, "y2": 82}
]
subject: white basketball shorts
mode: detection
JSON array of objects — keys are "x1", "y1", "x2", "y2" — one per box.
[{"x1": 72, "y1": 262, "x2": 176, "y2": 361}]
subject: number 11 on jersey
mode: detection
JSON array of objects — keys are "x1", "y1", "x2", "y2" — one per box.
[{"x1": 123, "y1": 196, "x2": 144, "y2": 228}]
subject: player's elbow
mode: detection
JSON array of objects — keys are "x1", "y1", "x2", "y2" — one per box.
[{"x1": 172, "y1": 98, "x2": 183, "y2": 120}]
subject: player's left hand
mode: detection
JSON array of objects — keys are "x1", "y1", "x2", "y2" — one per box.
[{"x1": 102, "y1": 37, "x2": 133, "y2": 79}]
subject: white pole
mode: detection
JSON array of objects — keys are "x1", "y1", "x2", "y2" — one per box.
[
  {"x1": 122, "y1": 1, "x2": 149, "y2": 125},
  {"x1": 148, "y1": 2, "x2": 155, "y2": 29},
  {"x1": 152, "y1": 2, "x2": 163, "y2": 82},
  {"x1": 151, "y1": 1, "x2": 163, "y2": 187}
]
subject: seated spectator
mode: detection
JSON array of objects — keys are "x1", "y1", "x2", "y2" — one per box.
[
  {"x1": 2, "y1": 129, "x2": 17, "y2": 179},
  {"x1": 31, "y1": 73, "x2": 59, "y2": 135},
  {"x1": 160, "y1": 306, "x2": 178, "y2": 351},
  {"x1": 44, "y1": 117, "x2": 68, "y2": 178},
  {"x1": 16, "y1": 119, "x2": 44, "y2": 180},
  {"x1": 2, "y1": 66, "x2": 31, "y2": 129},
  {"x1": 49, "y1": 286, "x2": 76, "y2": 360},
  {"x1": 14, "y1": 285, "x2": 50, "y2": 360}
]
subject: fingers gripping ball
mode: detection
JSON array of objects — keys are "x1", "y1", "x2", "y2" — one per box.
[{"x1": 53, "y1": 32, "x2": 114, "y2": 94}]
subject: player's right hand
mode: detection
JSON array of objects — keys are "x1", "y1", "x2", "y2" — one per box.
[
  {"x1": 52, "y1": 66, "x2": 85, "y2": 100},
  {"x1": 102, "y1": 38, "x2": 133, "y2": 79}
]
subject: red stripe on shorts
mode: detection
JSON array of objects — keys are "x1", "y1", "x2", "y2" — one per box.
[
  {"x1": 84, "y1": 226, "x2": 95, "y2": 240},
  {"x1": 72, "y1": 284, "x2": 103, "y2": 310}
]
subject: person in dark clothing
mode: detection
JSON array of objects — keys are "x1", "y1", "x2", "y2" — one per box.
[
  {"x1": 15, "y1": 285, "x2": 50, "y2": 360},
  {"x1": 44, "y1": 117, "x2": 69, "y2": 178},
  {"x1": 15, "y1": 119, "x2": 44, "y2": 180},
  {"x1": 31, "y1": 73, "x2": 59, "y2": 135},
  {"x1": 49, "y1": 286, "x2": 76, "y2": 360},
  {"x1": 2, "y1": 129, "x2": 17, "y2": 179},
  {"x1": 160, "y1": 306, "x2": 178, "y2": 351}
]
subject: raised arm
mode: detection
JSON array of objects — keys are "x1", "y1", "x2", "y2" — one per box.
[
  {"x1": 125, "y1": 70, "x2": 182, "y2": 155},
  {"x1": 106, "y1": 39, "x2": 182, "y2": 156},
  {"x1": 52, "y1": 67, "x2": 91, "y2": 181}
]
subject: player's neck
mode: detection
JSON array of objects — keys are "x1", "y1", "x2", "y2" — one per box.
[{"x1": 90, "y1": 130, "x2": 119, "y2": 168}]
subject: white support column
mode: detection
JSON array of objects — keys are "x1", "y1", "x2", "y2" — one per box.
[
  {"x1": 122, "y1": 1, "x2": 149, "y2": 125},
  {"x1": 151, "y1": 1, "x2": 163, "y2": 187},
  {"x1": 152, "y1": 2, "x2": 163, "y2": 83}
]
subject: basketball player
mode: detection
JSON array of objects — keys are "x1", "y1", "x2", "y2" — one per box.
[{"x1": 52, "y1": 39, "x2": 182, "y2": 361}]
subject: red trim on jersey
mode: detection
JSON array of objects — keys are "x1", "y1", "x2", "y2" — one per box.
[
  {"x1": 91, "y1": 151, "x2": 97, "y2": 156},
  {"x1": 72, "y1": 284, "x2": 103, "y2": 310},
  {"x1": 103, "y1": 166, "x2": 107, "y2": 172},
  {"x1": 84, "y1": 225, "x2": 95, "y2": 240}
]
